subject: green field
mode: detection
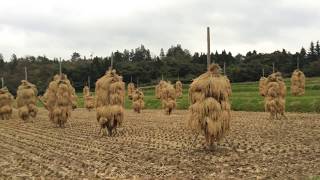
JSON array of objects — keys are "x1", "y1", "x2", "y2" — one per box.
[{"x1": 55, "y1": 77, "x2": 320, "y2": 112}]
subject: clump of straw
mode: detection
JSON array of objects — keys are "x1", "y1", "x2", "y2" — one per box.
[
  {"x1": 175, "y1": 80, "x2": 183, "y2": 98},
  {"x1": 264, "y1": 72, "x2": 287, "y2": 120},
  {"x1": 155, "y1": 80, "x2": 166, "y2": 99},
  {"x1": 16, "y1": 80, "x2": 38, "y2": 121},
  {"x1": 160, "y1": 82, "x2": 176, "y2": 115},
  {"x1": 132, "y1": 88, "x2": 145, "y2": 113},
  {"x1": 127, "y1": 82, "x2": 135, "y2": 100},
  {"x1": 259, "y1": 77, "x2": 267, "y2": 96},
  {"x1": 188, "y1": 64, "x2": 232, "y2": 147},
  {"x1": 291, "y1": 69, "x2": 305, "y2": 96},
  {"x1": 0, "y1": 87, "x2": 13, "y2": 120},
  {"x1": 83, "y1": 85, "x2": 95, "y2": 111},
  {"x1": 42, "y1": 74, "x2": 76, "y2": 127},
  {"x1": 95, "y1": 69, "x2": 125, "y2": 136}
]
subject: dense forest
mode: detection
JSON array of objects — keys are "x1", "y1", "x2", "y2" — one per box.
[{"x1": 1, "y1": 41, "x2": 320, "y2": 94}]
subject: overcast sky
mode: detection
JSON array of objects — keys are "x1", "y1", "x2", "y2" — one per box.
[{"x1": 0, "y1": 0, "x2": 319, "y2": 60}]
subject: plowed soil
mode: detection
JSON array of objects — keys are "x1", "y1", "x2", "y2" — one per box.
[{"x1": 0, "y1": 108, "x2": 319, "y2": 179}]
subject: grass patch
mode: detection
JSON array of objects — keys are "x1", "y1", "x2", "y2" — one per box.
[{"x1": 37, "y1": 77, "x2": 320, "y2": 112}]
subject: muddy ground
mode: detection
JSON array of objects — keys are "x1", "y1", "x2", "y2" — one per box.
[{"x1": 0, "y1": 108, "x2": 319, "y2": 179}]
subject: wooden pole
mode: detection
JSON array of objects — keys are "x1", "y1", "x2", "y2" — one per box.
[
  {"x1": 262, "y1": 68, "x2": 265, "y2": 77},
  {"x1": 111, "y1": 52, "x2": 114, "y2": 69},
  {"x1": 1, "y1": 77, "x2": 4, "y2": 88},
  {"x1": 59, "y1": 57, "x2": 62, "y2": 76},
  {"x1": 137, "y1": 78, "x2": 139, "y2": 88},
  {"x1": 24, "y1": 66, "x2": 28, "y2": 81},
  {"x1": 272, "y1": 63, "x2": 275, "y2": 73},
  {"x1": 207, "y1": 27, "x2": 211, "y2": 68},
  {"x1": 88, "y1": 76, "x2": 91, "y2": 89}
]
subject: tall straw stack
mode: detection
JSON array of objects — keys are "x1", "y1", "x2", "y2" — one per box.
[
  {"x1": 83, "y1": 85, "x2": 90, "y2": 97},
  {"x1": 259, "y1": 77, "x2": 267, "y2": 96},
  {"x1": 95, "y1": 69, "x2": 125, "y2": 136},
  {"x1": 70, "y1": 86, "x2": 78, "y2": 110},
  {"x1": 132, "y1": 88, "x2": 145, "y2": 113},
  {"x1": 127, "y1": 82, "x2": 135, "y2": 100},
  {"x1": 291, "y1": 69, "x2": 305, "y2": 96},
  {"x1": 188, "y1": 64, "x2": 232, "y2": 147},
  {"x1": 43, "y1": 74, "x2": 75, "y2": 127},
  {"x1": 175, "y1": 80, "x2": 183, "y2": 98},
  {"x1": 16, "y1": 80, "x2": 38, "y2": 121},
  {"x1": 265, "y1": 72, "x2": 287, "y2": 120},
  {"x1": 83, "y1": 85, "x2": 94, "y2": 111},
  {"x1": 160, "y1": 81, "x2": 176, "y2": 115},
  {"x1": 0, "y1": 87, "x2": 13, "y2": 120},
  {"x1": 155, "y1": 80, "x2": 166, "y2": 99}
]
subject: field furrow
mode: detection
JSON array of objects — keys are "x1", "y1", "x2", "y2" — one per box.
[{"x1": 0, "y1": 108, "x2": 319, "y2": 179}]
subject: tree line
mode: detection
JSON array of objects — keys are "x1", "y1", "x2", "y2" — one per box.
[{"x1": 0, "y1": 41, "x2": 319, "y2": 95}]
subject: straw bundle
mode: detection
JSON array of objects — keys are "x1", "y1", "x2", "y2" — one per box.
[
  {"x1": 95, "y1": 69, "x2": 125, "y2": 136},
  {"x1": 259, "y1": 77, "x2": 267, "y2": 96},
  {"x1": 188, "y1": 64, "x2": 232, "y2": 147},
  {"x1": 265, "y1": 72, "x2": 287, "y2": 120},
  {"x1": 0, "y1": 87, "x2": 13, "y2": 120},
  {"x1": 175, "y1": 81, "x2": 183, "y2": 98},
  {"x1": 83, "y1": 85, "x2": 90, "y2": 97},
  {"x1": 155, "y1": 80, "x2": 166, "y2": 99},
  {"x1": 43, "y1": 74, "x2": 75, "y2": 127},
  {"x1": 224, "y1": 76, "x2": 232, "y2": 97},
  {"x1": 16, "y1": 80, "x2": 38, "y2": 121},
  {"x1": 84, "y1": 96, "x2": 95, "y2": 111},
  {"x1": 43, "y1": 74, "x2": 77, "y2": 110},
  {"x1": 160, "y1": 82, "x2": 176, "y2": 115},
  {"x1": 132, "y1": 88, "x2": 145, "y2": 113},
  {"x1": 52, "y1": 79, "x2": 74, "y2": 127},
  {"x1": 291, "y1": 69, "x2": 305, "y2": 96},
  {"x1": 70, "y1": 86, "x2": 78, "y2": 110},
  {"x1": 83, "y1": 85, "x2": 94, "y2": 111},
  {"x1": 127, "y1": 82, "x2": 135, "y2": 100}
]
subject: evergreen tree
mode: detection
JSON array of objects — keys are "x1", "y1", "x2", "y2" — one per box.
[
  {"x1": 0, "y1": 53, "x2": 4, "y2": 69},
  {"x1": 71, "y1": 52, "x2": 81, "y2": 61},
  {"x1": 316, "y1": 41, "x2": 320, "y2": 57},
  {"x1": 300, "y1": 47, "x2": 307, "y2": 58},
  {"x1": 308, "y1": 41, "x2": 316, "y2": 60},
  {"x1": 160, "y1": 48, "x2": 165, "y2": 59}
]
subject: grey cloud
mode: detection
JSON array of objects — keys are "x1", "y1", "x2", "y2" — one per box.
[{"x1": 0, "y1": 0, "x2": 319, "y2": 59}]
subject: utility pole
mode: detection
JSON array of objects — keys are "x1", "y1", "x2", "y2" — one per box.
[
  {"x1": 207, "y1": 27, "x2": 211, "y2": 68},
  {"x1": 262, "y1": 68, "x2": 265, "y2": 77}
]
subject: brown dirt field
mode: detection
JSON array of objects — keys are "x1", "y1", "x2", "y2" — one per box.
[{"x1": 0, "y1": 108, "x2": 319, "y2": 179}]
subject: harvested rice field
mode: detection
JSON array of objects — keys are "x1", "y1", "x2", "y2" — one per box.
[{"x1": 0, "y1": 108, "x2": 319, "y2": 179}]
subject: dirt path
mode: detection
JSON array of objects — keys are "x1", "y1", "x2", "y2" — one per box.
[{"x1": 0, "y1": 109, "x2": 319, "y2": 179}]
